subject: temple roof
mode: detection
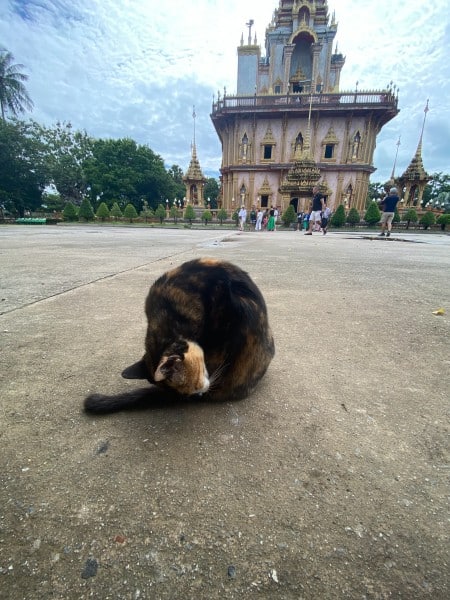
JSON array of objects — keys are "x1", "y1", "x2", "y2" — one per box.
[{"x1": 183, "y1": 144, "x2": 206, "y2": 183}]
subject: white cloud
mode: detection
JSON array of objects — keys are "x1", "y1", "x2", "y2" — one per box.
[{"x1": 1, "y1": 0, "x2": 449, "y2": 180}]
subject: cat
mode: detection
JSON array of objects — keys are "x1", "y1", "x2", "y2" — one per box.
[{"x1": 84, "y1": 257, "x2": 275, "y2": 413}]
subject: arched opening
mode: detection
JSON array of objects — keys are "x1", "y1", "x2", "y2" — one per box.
[{"x1": 290, "y1": 197, "x2": 299, "y2": 212}]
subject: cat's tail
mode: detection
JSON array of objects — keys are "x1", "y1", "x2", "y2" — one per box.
[{"x1": 84, "y1": 386, "x2": 179, "y2": 414}]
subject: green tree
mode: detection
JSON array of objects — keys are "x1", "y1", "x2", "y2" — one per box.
[
  {"x1": 155, "y1": 203, "x2": 166, "y2": 224},
  {"x1": 0, "y1": 119, "x2": 46, "y2": 216},
  {"x1": 419, "y1": 211, "x2": 435, "y2": 230},
  {"x1": 281, "y1": 204, "x2": 296, "y2": 227},
  {"x1": 330, "y1": 204, "x2": 346, "y2": 227},
  {"x1": 41, "y1": 192, "x2": 63, "y2": 213},
  {"x1": 83, "y1": 138, "x2": 175, "y2": 212},
  {"x1": 62, "y1": 201, "x2": 78, "y2": 222},
  {"x1": 110, "y1": 201, "x2": 122, "y2": 220},
  {"x1": 437, "y1": 214, "x2": 450, "y2": 231},
  {"x1": 0, "y1": 50, "x2": 34, "y2": 120},
  {"x1": 422, "y1": 172, "x2": 450, "y2": 207},
  {"x1": 169, "y1": 205, "x2": 180, "y2": 223},
  {"x1": 346, "y1": 207, "x2": 360, "y2": 226},
  {"x1": 184, "y1": 204, "x2": 195, "y2": 225},
  {"x1": 364, "y1": 201, "x2": 381, "y2": 226},
  {"x1": 167, "y1": 164, "x2": 186, "y2": 200},
  {"x1": 216, "y1": 208, "x2": 228, "y2": 224},
  {"x1": 202, "y1": 209, "x2": 212, "y2": 225},
  {"x1": 96, "y1": 201, "x2": 110, "y2": 222},
  {"x1": 203, "y1": 178, "x2": 220, "y2": 208},
  {"x1": 124, "y1": 203, "x2": 138, "y2": 222},
  {"x1": 367, "y1": 181, "x2": 386, "y2": 205},
  {"x1": 78, "y1": 197, "x2": 95, "y2": 221},
  {"x1": 403, "y1": 208, "x2": 418, "y2": 230},
  {"x1": 40, "y1": 121, "x2": 93, "y2": 204}
]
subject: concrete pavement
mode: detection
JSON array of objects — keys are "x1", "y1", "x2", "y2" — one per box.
[{"x1": 1, "y1": 224, "x2": 449, "y2": 599}]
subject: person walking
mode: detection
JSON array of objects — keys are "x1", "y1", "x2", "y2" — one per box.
[
  {"x1": 321, "y1": 202, "x2": 332, "y2": 235},
  {"x1": 238, "y1": 205, "x2": 247, "y2": 231},
  {"x1": 305, "y1": 186, "x2": 324, "y2": 235},
  {"x1": 255, "y1": 208, "x2": 263, "y2": 231},
  {"x1": 379, "y1": 187, "x2": 400, "y2": 237},
  {"x1": 267, "y1": 206, "x2": 276, "y2": 231}
]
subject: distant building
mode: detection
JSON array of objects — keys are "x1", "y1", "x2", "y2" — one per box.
[
  {"x1": 211, "y1": 0, "x2": 399, "y2": 213},
  {"x1": 184, "y1": 107, "x2": 207, "y2": 206},
  {"x1": 183, "y1": 142, "x2": 207, "y2": 206}
]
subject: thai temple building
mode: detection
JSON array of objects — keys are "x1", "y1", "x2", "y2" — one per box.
[
  {"x1": 183, "y1": 107, "x2": 207, "y2": 205},
  {"x1": 211, "y1": 0, "x2": 399, "y2": 213},
  {"x1": 392, "y1": 101, "x2": 430, "y2": 209}
]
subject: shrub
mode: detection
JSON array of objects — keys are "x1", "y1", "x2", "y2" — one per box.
[
  {"x1": 124, "y1": 203, "x2": 138, "y2": 222},
  {"x1": 364, "y1": 201, "x2": 381, "y2": 226},
  {"x1": 184, "y1": 205, "x2": 196, "y2": 225},
  {"x1": 346, "y1": 207, "x2": 360, "y2": 226},
  {"x1": 169, "y1": 205, "x2": 180, "y2": 223},
  {"x1": 437, "y1": 213, "x2": 450, "y2": 230},
  {"x1": 403, "y1": 208, "x2": 418, "y2": 229},
  {"x1": 96, "y1": 202, "x2": 110, "y2": 222},
  {"x1": 62, "y1": 201, "x2": 78, "y2": 222},
  {"x1": 154, "y1": 204, "x2": 166, "y2": 224},
  {"x1": 393, "y1": 208, "x2": 400, "y2": 223},
  {"x1": 216, "y1": 208, "x2": 228, "y2": 224},
  {"x1": 231, "y1": 210, "x2": 239, "y2": 225},
  {"x1": 281, "y1": 204, "x2": 297, "y2": 227},
  {"x1": 420, "y1": 211, "x2": 436, "y2": 230},
  {"x1": 330, "y1": 204, "x2": 346, "y2": 228},
  {"x1": 78, "y1": 197, "x2": 95, "y2": 221},
  {"x1": 202, "y1": 209, "x2": 212, "y2": 225},
  {"x1": 110, "y1": 202, "x2": 123, "y2": 220}
]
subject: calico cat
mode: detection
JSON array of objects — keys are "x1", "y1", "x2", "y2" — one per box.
[{"x1": 84, "y1": 258, "x2": 275, "y2": 413}]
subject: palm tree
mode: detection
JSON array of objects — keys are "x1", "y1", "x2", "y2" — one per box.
[{"x1": 0, "y1": 49, "x2": 34, "y2": 120}]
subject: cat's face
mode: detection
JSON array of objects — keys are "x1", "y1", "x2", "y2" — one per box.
[{"x1": 154, "y1": 341, "x2": 210, "y2": 396}]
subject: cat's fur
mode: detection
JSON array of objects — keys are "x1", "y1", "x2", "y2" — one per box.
[{"x1": 84, "y1": 258, "x2": 274, "y2": 413}]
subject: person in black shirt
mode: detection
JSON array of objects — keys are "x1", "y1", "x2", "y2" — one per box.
[
  {"x1": 379, "y1": 187, "x2": 400, "y2": 237},
  {"x1": 305, "y1": 186, "x2": 324, "y2": 235}
]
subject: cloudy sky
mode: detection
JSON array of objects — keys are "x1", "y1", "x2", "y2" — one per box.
[{"x1": 1, "y1": 0, "x2": 449, "y2": 181}]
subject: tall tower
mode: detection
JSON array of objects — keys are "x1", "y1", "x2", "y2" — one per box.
[
  {"x1": 211, "y1": 0, "x2": 399, "y2": 213},
  {"x1": 183, "y1": 107, "x2": 207, "y2": 205},
  {"x1": 397, "y1": 101, "x2": 430, "y2": 207}
]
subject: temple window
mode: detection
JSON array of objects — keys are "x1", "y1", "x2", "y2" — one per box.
[
  {"x1": 263, "y1": 145, "x2": 273, "y2": 160},
  {"x1": 324, "y1": 144, "x2": 334, "y2": 159}
]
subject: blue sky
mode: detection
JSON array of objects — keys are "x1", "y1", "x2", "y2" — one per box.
[{"x1": 1, "y1": 0, "x2": 449, "y2": 181}]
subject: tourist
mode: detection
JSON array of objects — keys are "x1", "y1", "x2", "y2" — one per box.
[
  {"x1": 238, "y1": 205, "x2": 247, "y2": 231},
  {"x1": 305, "y1": 186, "x2": 324, "y2": 235},
  {"x1": 379, "y1": 188, "x2": 400, "y2": 237}
]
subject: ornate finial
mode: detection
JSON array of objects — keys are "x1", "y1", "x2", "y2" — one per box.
[
  {"x1": 416, "y1": 99, "x2": 430, "y2": 156},
  {"x1": 192, "y1": 105, "x2": 196, "y2": 148},
  {"x1": 246, "y1": 19, "x2": 254, "y2": 45},
  {"x1": 390, "y1": 136, "x2": 401, "y2": 180}
]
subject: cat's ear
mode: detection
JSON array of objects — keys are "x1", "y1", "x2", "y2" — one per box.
[
  {"x1": 121, "y1": 358, "x2": 149, "y2": 380},
  {"x1": 154, "y1": 355, "x2": 183, "y2": 382}
]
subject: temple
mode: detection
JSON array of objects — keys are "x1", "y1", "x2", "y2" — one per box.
[{"x1": 211, "y1": 0, "x2": 399, "y2": 213}]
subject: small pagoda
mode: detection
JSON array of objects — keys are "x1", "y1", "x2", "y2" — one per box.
[{"x1": 183, "y1": 107, "x2": 207, "y2": 206}]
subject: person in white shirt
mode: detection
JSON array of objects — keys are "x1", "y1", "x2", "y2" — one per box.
[{"x1": 238, "y1": 206, "x2": 247, "y2": 231}]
